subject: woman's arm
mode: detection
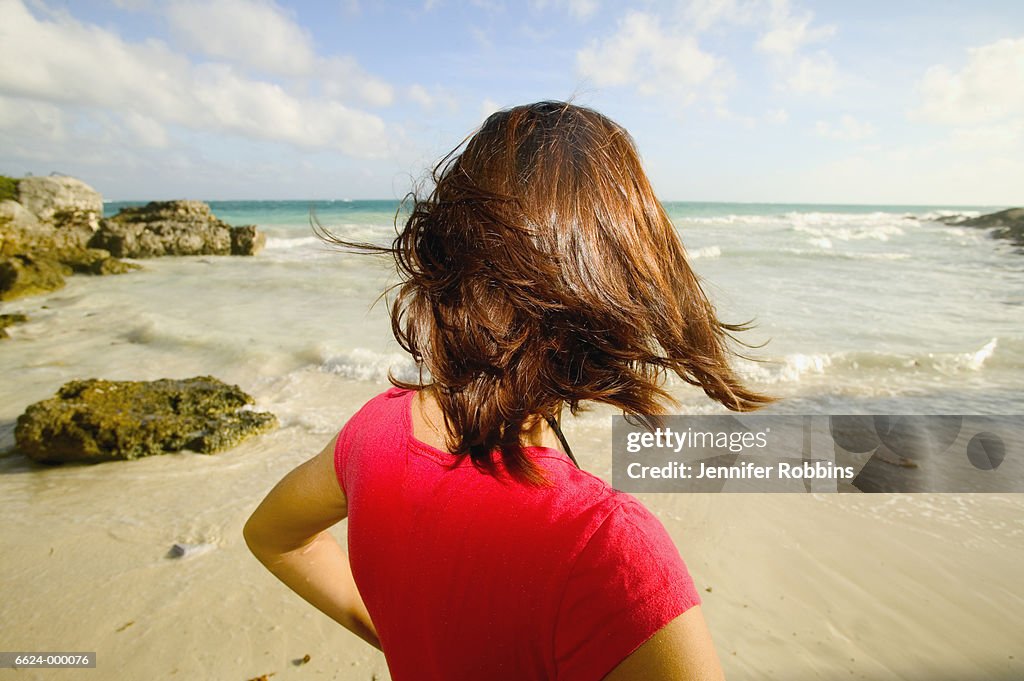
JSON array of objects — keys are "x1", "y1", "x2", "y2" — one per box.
[
  {"x1": 603, "y1": 606, "x2": 724, "y2": 681},
  {"x1": 243, "y1": 437, "x2": 380, "y2": 649}
]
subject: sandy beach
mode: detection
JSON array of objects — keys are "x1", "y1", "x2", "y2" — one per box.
[
  {"x1": 2, "y1": 392, "x2": 1022, "y2": 680},
  {"x1": 3, "y1": 437, "x2": 1023, "y2": 681}
]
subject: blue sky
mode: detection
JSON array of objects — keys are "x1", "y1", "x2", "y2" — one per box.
[{"x1": 1, "y1": 0, "x2": 1022, "y2": 204}]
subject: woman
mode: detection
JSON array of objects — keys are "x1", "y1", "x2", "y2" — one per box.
[{"x1": 245, "y1": 101, "x2": 770, "y2": 680}]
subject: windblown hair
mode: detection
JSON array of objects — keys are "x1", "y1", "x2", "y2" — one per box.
[{"x1": 320, "y1": 100, "x2": 773, "y2": 483}]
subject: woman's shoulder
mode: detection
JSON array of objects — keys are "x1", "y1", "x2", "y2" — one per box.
[
  {"x1": 346, "y1": 386, "x2": 414, "y2": 424},
  {"x1": 334, "y1": 386, "x2": 415, "y2": 452}
]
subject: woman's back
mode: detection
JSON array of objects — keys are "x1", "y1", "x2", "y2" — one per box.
[
  {"x1": 248, "y1": 101, "x2": 766, "y2": 680},
  {"x1": 336, "y1": 387, "x2": 701, "y2": 680}
]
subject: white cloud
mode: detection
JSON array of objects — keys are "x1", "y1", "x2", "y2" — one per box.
[
  {"x1": 480, "y1": 98, "x2": 501, "y2": 123},
  {"x1": 915, "y1": 37, "x2": 1024, "y2": 126},
  {"x1": 785, "y1": 51, "x2": 837, "y2": 95},
  {"x1": 165, "y1": 0, "x2": 393, "y2": 106},
  {"x1": 409, "y1": 85, "x2": 433, "y2": 109},
  {"x1": 577, "y1": 11, "x2": 722, "y2": 103},
  {"x1": 566, "y1": 0, "x2": 597, "y2": 19},
  {"x1": 948, "y1": 121, "x2": 1024, "y2": 151},
  {"x1": 756, "y1": 0, "x2": 835, "y2": 56},
  {"x1": 122, "y1": 111, "x2": 170, "y2": 148},
  {"x1": 408, "y1": 84, "x2": 458, "y2": 113},
  {"x1": 532, "y1": 0, "x2": 598, "y2": 20},
  {"x1": 318, "y1": 56, "x2": 395, "y2": 107},
  {"x1": 0, "y1": 0, "x2": 391, "y2": 157},
  {"x1": 733, "y1": 0, "x2": 839, "y2": 97},
  {"x1": 684, "y1": 0, "x2": 747, "y2": 32},
  {"x1": 766, "y1": 108, "x2": 789, "y2": 124},
  {"x1": 814, "y1": 115, "x2": 874, "y2": 141},
  {"x1": 166, "y1": 0, "x2": 316, "y2": 76},
  {"x1": 0, "y1": 95, "x2": 67, "y2": 146},
  {"x1": 795, "y1": 141, "x2": 1024, "y2": 205}
]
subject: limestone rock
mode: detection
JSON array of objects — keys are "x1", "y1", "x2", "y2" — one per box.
[
  {"x1": 0, "y1": 199, "x2": 45, "y2": 241},
  {"x1": 16, "y1": 175, "x2": 103, "y2": 228},
  {"x1": 1, "y1": 177, "x2": 136, "y2": 295},
  {"x1": 230, "y1": 224, "x2": 266, "y2": 255},
  {"x1": 92, "y1": 200, "x2": 235, "y2": 257},
  {"x1": 15, "y1": 376, "x2": 278, "y2": 463}
]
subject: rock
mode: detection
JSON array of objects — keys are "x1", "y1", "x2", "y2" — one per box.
[
  {"x1": 940, "y1": 207, "x2": 1024, "y2": 249},
  {"x1": 0, "y1": 199, "x2": 46, "y2": 245},
  {"x1": 91, "y1": 200, "x2": 236, "y2": 257},
  {"x1": 166, "y1": 542, "x2": 216, "y2": 559},
  {"x1": 16, "y1": 175, "x2": 103, "y2": 228},
  {"x1": 0, "y1": 312, "x2": 28, "y2": 339},
  {"x1": 1, "y1": 177, "x2": 136, "y2": 294},
  {"x1": 960, "y1": 207, "x2": 1024, "y2": 228},
  {"x1": 230, "y1": 224, "x2": 266, "y2": 256},
  {"x1": 57, "y1": 247, "x2": 142, "y2": 276},
  {"x1": 0, "y1": 253, "x2": 70, "y2": 300},
  {"x1": 15, "y1": 376, "x2": 278, "y2": 463}
]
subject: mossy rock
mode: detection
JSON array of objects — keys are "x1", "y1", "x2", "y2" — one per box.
[
  {"x1": 15, "y1": 376, "x2": 278, "y2": 463},
  {"x1": 0, "y1": 253, "x2": 69, "y2": 301},
  {"x1": 0, "y1": 176, "x2": 18, "y2": 203},
  {"x1": 56, "y1": 247, "x2": 142, "y2": 275}
]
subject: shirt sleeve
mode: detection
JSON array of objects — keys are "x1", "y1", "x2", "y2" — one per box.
[
  {"x1": 332, "y1": 418, "x2": 354, "y2": 497},
  {"x1": 553, "y1": 497, "x2": 702, "y2": 681}
]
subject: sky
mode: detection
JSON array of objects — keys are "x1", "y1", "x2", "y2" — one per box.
[{"x1": 0, "y1": 0, "x2": 1022, "y2": 205}]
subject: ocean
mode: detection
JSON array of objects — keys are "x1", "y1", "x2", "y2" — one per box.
[
  {"x1": 9, "y1": 199, "x2": 1019, "y2": 425},
  {"x1": 1, "y1": 201, "x2": 1021, "y2": 680}
]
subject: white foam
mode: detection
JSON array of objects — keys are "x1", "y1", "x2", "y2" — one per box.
[
  {"x1": 688, "y1": 245, "x2": 721, "y2": 259},
  {"x1": 319, "y1": 347, "x2": 421, "y2": 383},
  {"x1": 963, "y1": 338, "x2": 998, "y2": 371},
  {"x1": 918, "y1": 209, "x2": 981, "y2": 222},
  {"x1": 734, "y1": 353, "x2": 834, "y2": 384},
  {"x1": 792, "y1": 221, "x2": 905, "y2": 242},
  {"x1": 265, "y1": 236, "x2": 322, "y2": 251},
  {"x1": 781, "y1": 248, "x2": 910, "y2": 261}
]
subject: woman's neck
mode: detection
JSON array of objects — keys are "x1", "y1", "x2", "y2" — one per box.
[{"x1": 411, "y1": 386, "x2": 566, "y2": 453}]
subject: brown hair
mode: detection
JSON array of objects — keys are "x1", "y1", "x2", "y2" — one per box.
[{"x1": 320, "y1": 100, "x2": 773, "y2": 482}]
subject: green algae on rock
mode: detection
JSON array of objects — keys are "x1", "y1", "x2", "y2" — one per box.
[{"x1": 15, "y1": 377, "x2": 278, "y2": 463}]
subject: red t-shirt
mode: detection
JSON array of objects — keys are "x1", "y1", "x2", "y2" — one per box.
[{"x1": 334, "y1": 387, "x2": 701, "y2": 681}]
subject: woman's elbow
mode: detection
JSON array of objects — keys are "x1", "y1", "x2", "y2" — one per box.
[{"x1": 242, "y1": 511, "x2": 274, "y2": 562}]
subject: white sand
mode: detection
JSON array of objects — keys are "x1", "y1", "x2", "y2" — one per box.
[{"x1": 1, "y1": 400, "x2": 1021, "y2": 680}]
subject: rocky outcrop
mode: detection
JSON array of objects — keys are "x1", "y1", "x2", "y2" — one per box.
[
  {"x1": 0, "y1": 176, "x2": 266, "y2": 300},
  {"x1": 0, "y1": 312, "x2": 28, "y2": 339},
  {"x1": 92, "y1": 200, "x2": 264, "y2": 257},
  {"x1": 0, "y1": 253, "x2": 70, "y2": 300},
  {"x1": 15, "y1": 376, "x2": 278, "y2": 463},
  {"x1": 230, "y1": 223, "x2": 266, "y2": 256},
  {"x1": 0, "y1": 175, "x2": 137, "y2": 300},
  {"x1": 16, "y1": 176, "x2": 103, "y2": 226},
  {"x1": 939, "y1": 207, "x2": 1024, "y2": 249}
]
